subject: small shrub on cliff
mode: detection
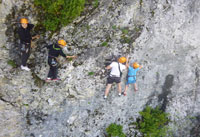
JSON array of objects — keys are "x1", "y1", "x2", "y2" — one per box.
[
  {"x1": 7, "y1": 60, "x2": 17, "y2": 68},
  {"x1": 135, "y1": 106, "x2": 170, "y2": 137},
  {"x1": 34, "y1": 0, "x2": 85, "y2": 31},
  {"x1": 122, "y1": 28, "x2": 129, "y2": 35},
  {"x1": 101, "y1": 41, "x2": 108, "y2": 47},
  {"x1": 106, "y1": 123, "x2": 126, "y2": 137},
  {"x1": 93, "y1": 0, "x2": 99, "y2": 8},
  {"x1": 88, "y1": 72, "x2": 94, "y2": 76}
]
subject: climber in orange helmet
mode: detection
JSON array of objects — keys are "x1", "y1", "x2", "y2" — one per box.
[
  {"x1": 123, "y1": 61, "x2": 143, "y2": 96},
  {"x1": 18, "y1": 18, "x2": 39, "y2": 71},
  {"x1": 103, "y1": 56, "x2": 127, "y2": 99},
  {"x1": 45, "y1": 39, "x2": 77, "y2": 82}
]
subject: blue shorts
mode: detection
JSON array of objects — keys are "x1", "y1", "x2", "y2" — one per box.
[
  {"x1": 126, "y1": 79, "x2": 136, "y2": 85},
  {"x1": 126, "y1": 76, "x2": 136, "y2": 85}
]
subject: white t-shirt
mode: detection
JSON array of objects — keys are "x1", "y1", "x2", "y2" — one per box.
[{"x1": 109, "y1": 62, "x2": 126, "y2": 77}]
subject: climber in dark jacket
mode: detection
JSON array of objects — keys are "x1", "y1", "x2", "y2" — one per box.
[
  {"x1": 45, "y1": 39, "x2": 76, "y2": 82},
  {"x1": 18, "y1": 18, "x2": 39, "y2": 71}
]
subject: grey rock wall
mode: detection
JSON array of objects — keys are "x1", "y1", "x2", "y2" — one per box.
[{"x1": 0, "y1": 0, "x2": 200, "y2": 136}]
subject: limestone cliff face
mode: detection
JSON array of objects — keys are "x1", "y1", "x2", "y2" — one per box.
[{"x1": 0, "y1": 0, "x2": 200, "y2": 136}]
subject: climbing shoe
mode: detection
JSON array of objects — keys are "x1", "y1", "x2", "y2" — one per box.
[
  {"x1": 21, "y1": 65, "x2": 30, "y2": 71},
  {"x1": 122, "y1": 92, "x2": 127, "y2": 96},
  {"x1": 45, "y1": 77, "x2": 52, "y2": 82},
  {"x1": 52, "y1": 78, "x2": 61, "y2": 81}
]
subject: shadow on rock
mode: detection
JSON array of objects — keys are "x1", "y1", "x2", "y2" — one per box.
[{"x1": 158, "y1": 74, "x2": 174, "y2": 111}]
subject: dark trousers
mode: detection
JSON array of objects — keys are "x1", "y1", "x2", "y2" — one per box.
[
  {"x1": 47, "y1": 57, "x2": 58, "y2": 79},
  {"x1": 21, "y1": 43, "x2": 31, "y2": 66},
  {"x1": 107, "y1": 76, "x2": 121, "y2": 84}
]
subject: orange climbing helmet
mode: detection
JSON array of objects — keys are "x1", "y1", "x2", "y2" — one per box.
[
  {"x1": 58, "y1": 39, "x2": 67, "y2": 46},
  {"x1": 118, "y1": 57, "x2": 126, "y2": 63},
  {"x1": 20, "y1": 18, "x2": 28, "y2": 24},
  {"x1": 133, "y1": 62, "x2": 139, "y2": 69}
]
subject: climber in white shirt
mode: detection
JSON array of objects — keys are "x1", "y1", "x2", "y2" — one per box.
[{"x1": 103, "y1": 56, "x2": 128, "y2": 99}]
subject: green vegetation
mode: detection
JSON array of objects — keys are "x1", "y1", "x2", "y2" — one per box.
[
  {"x1": 134, "y1": 26, "x2": 142, "y2": 32},
  {"x1": 86, "y1": 25, "x2": 90, "y2": 30},
  {"x1": 120, "y1": 36, "x2": 132, "y2": 44},
  {"x1": 135, "y1": 106, "x2": 170, "y2": 137},
  {"x1": 23, "y1": 104, "x2": 29, "y2": 107},
  {"x1": 106, "y1": 123, "x2": 126, "y2": 137},
  {"x1": 88, "y1": 72, "x2": 95, "y2": 76},
  {"x1": 122, "y1": 28, "x2": 129, "y2": 35},
  {"x1": 151, "y1": 10, "x2": 155, "y2": 17},
  {"x1": 112, "y1": 25, "x2": 117, "y2": 30},
  {"x1": 7, "y1": 60, "x2": 17, "y2": 68},
  {"x1": 34, "y1": 0, "x2": 85, "y2": 31},
  {"x1": 67, "y1": 58, "x2": 73, "y2": 61},
  {"x1": 140, "y1": 0, "x2": 143, "y2": 6},
  {"x1": 93, "y1": 0, "x2": 99, "y2": 8},
  {"x1": 101, "y1": 41, "x2": 108, "y2": 47}
]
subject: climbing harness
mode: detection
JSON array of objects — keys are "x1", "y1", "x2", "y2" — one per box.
[
  {"x1": 127, "y1": 75, "x2": 136, "y2": 81},
  {"x1": 50, "y1": 58, "x2": 57, "y2": 67}
]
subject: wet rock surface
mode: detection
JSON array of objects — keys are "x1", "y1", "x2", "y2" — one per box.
[{"x1": 0, "y1": 0, "x2": 200, "y2": 136}]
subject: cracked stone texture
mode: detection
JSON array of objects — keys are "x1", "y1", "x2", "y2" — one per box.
[{"x1": 0, "y1": 0, "x2": 200, "y2": 136}]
